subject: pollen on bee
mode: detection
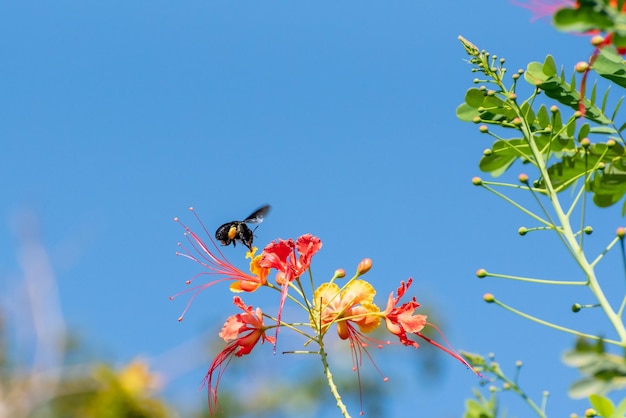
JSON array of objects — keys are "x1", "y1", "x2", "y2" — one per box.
[{"x1": 227, "y1": 225, "x2": 237, "y2": 240}]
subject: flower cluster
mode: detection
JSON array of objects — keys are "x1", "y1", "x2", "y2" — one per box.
[{"x1": 172, "y1": 208, "x2": 478, "y2": 416}]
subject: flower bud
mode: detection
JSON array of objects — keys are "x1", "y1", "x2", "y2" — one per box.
[
  {"x1": 483, "y1": 293, "x2": 495, "y2": 303},
  {"x1": 550, "y1": 105, "x2": 559, "y2": 114},
  {"x1": 479, "y1": 125, "x2": 488, "y2": 133},
  {"x1": 591, "y1": 35, "x2": 605, "y2": 46},
  {"x1": 334, "y1": 268, "x2": 346, "y2": 279},
  {"x1": 584, "y1": 226, "x2": 593, "y2": 235},
  {"x1": 617, "y1": 227, "x2": 626, "y2": 239},
  {"x1": 356, "y1": 258, "x2": 372, "y2": 276},
  {"x1": 580, "y1": 137, "x2": 590, "y2": 148},
  {"x1": 518, "y1": 173, "x2": 529, "y2": 184},
  {"x1": 472, "y1": 177, "x2": 483, "y2": 186},
  {"x1": 572, "y1": 303, "x2": 582, "y2": 313},
  {"x1": 476, "y1": 269, "x2": 488, "y2": 278},
  {"x1": 607, "y1": 139, "x2": 616, "y2": 148},
  {"x1": 518, "y1": 227, "x2": 528, "y2": 236},
  {"x1": 574, "y1": 61, "x2": 589, "y2": 73},
  {"x1": 483, "y1": 148, "x2": 492, "y2": 156}
]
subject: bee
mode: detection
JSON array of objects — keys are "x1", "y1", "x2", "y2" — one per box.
[{"x1": 214, "y1": 205, "x2": 271, "y2": 250}]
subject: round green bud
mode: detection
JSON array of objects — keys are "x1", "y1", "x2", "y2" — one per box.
[
  {"x1": 575, "y1": 61, "x2": 589, "y2": 73},
  {"x1": 512, "y1": 117, "x2": 522, "y2": 126},
  {"x1": 500, "y1": 58, "x2": 505, "y2": 64},
  {"x1": 617, "y1": 227, "x2": 626, "y2": 238},
  {"x1": 472, "y1": 116, "x2": 481, "y2": 123},
  {"x1": 479, "y1": 125, "x2": 489, "y2": 133},
  {"x1": 580, "y1": 137, "x2": 590, "y2": 148},
  {"x1": 512, "y1": 73, "x2": 520, "y2": 80},
  {"x1": 476, "y1": 269, "x2": 488, "y2": 278},
  {"x1": 502, "y1": 382, "x2": 511, "y2": 390},
  {"x1": 518, "y1": 227, "x2": 528, "y2": 236},
  {"x1": 574, "y1": 111, "x2": 582, "y2": 119},
  {"x1": 483, "y1": 293, "x2": 495, "y2": 303},
  {"x1": 472, "y1": 177, "x2": 483, "y2": 186},
  {"x1": 607, "y1": 139, "x2": 616, "y2": 148},
  {"x1": 518, "y1": 173, "x2": 529, "y2": 184},
  {"x1": 487, "y1": 90, "x2": 495, "y2": 96},
  {"x1": 584, "y1": 226, "x2": 593, "y2": 235},
  {"x1": 515, "y1": 360, "x2": 522, "y2": 367},
  {"x1": 483, "y1": 148, "x2": 492, "y2": 156},
  {"x1": 550, "y1": 105, "x2": 559, "y2": 113},
  {"x1": 518, "y1": 69, "x2": 524, "y2": 74},
  {"x1": 479, "y1": 85, "x2": 486, "y2": 91},
  {"x1": 585, "y1": 408, "x2": 598, "y2": 417},
  {"x1": 509, "y1": 93, "x2": 517, "y2": 100},
  {"x1": 572, "y1": 303, "x2": 582, "y2": 313},
  {"x1": 477, "y1": 106, "x2": 485, "y2": 112},
  {"x1": 598, "y1": 162, "x2": 605, "y2": 170}
]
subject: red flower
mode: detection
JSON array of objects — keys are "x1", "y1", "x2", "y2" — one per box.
[
  {"x1": 259, "y1": 234, "x2": 322, "y2": 347},
  {"x1": 171, "y1": 209, "x2": 268, "y2": 321},
  {"x1": 204, "y1": 296, "x2": 275, "y2": 414},
  {"x1": 260, "y1": 234, "x2": 322, "y2": 282},
  {"x1": 383, "y1": 278, "x2": 480, "y2": 376}
]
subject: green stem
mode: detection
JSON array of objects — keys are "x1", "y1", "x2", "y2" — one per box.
[
  {"x1": 319, "y1": 342, "x2": 351, "y2": 418},
  {"x1": 485, "y1": 271, "x2": 586, "y2": 286},
  {"x1": 492, "y1": 297, "x2": 622, "y2": 346}
]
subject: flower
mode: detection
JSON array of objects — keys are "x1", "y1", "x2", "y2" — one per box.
[
  {"x1": 171, "y1": 209, "x2": 268, "y2": 321},
  {"x1": 204, "y1": 296, "x2": 275, "y2": 414},
  {"x1": 260, "y1": 234, "x2": 322, "y2": 282},
  {"x1": 382, "y1": 278, "x2": 480, "y2": 375},
  {"x1": 312, "y1": 279, "x2": 387, "y2": 415},
  {"x1": 312, "y1": 280, "x2": 381, "y2": 339},
  {"x1": 259, "y1": 234, "x2": 322, "y2": 346}
]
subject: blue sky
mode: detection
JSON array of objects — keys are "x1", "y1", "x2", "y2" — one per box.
[{"x1": 2, "y1": 1, "x2": 625, "y2": 416}]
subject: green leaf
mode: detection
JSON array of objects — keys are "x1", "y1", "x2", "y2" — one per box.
[
  {"x1": 593, "y1": 47, "x2": 626, "y2": 89},
  {"x1": 456, "y1": 102, "x2": 479, "y2": 122},
  {"x1": 543, "y1": 55, "x2": 557, "y2": 76},
  {"x1": 613, "y1": 397, "x2": 626, "y2": 417},
  {"x1": 579, "y1": 123, "x2": 591, "y2": 141},
  {"x1": 537, "y1": 105, "x2": 551, "y2": 128},
  {"x1": 554, "y1": 5, "x2": 615, "y2": 32},
  {"x1": 590, "y1": 394, "x2": 615, "y2": 416},
  {"x1": 525, "y1": 57, "x2": 612, "y2": 125}
]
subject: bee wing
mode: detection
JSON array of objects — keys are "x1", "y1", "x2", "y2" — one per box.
[{"x1": 244, "y1": 204, "x2": 271, "y2": 224}]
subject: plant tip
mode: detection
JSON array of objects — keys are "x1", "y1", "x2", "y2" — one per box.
[
  {"x1": 483, "y1": 293, "x2": 495, "y2": 303},
  {"x1": 476, "y1": 269, "x2": 488, "y2": 278},
  {"x1": 472, "y1": 177, "x2": 483, "y2": 186}
]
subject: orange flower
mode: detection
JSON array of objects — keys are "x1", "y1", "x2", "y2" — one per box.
[
  {"x1": 383, "y1": 278, "x2": 480, "y2": 376},
  {"x1": 204, "y1": 296, "x2": 275, "y2": 414},
  {"x1": 171, "y1": 209, "x2": 268, "y2": 321},
  {"x1": 312, "y1": 280, "x2": 381, "y2": 339}
]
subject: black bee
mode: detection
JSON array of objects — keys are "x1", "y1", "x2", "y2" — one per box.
[{"x1": 214, "y1": 205, "x2": 271, "y2": 250}]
